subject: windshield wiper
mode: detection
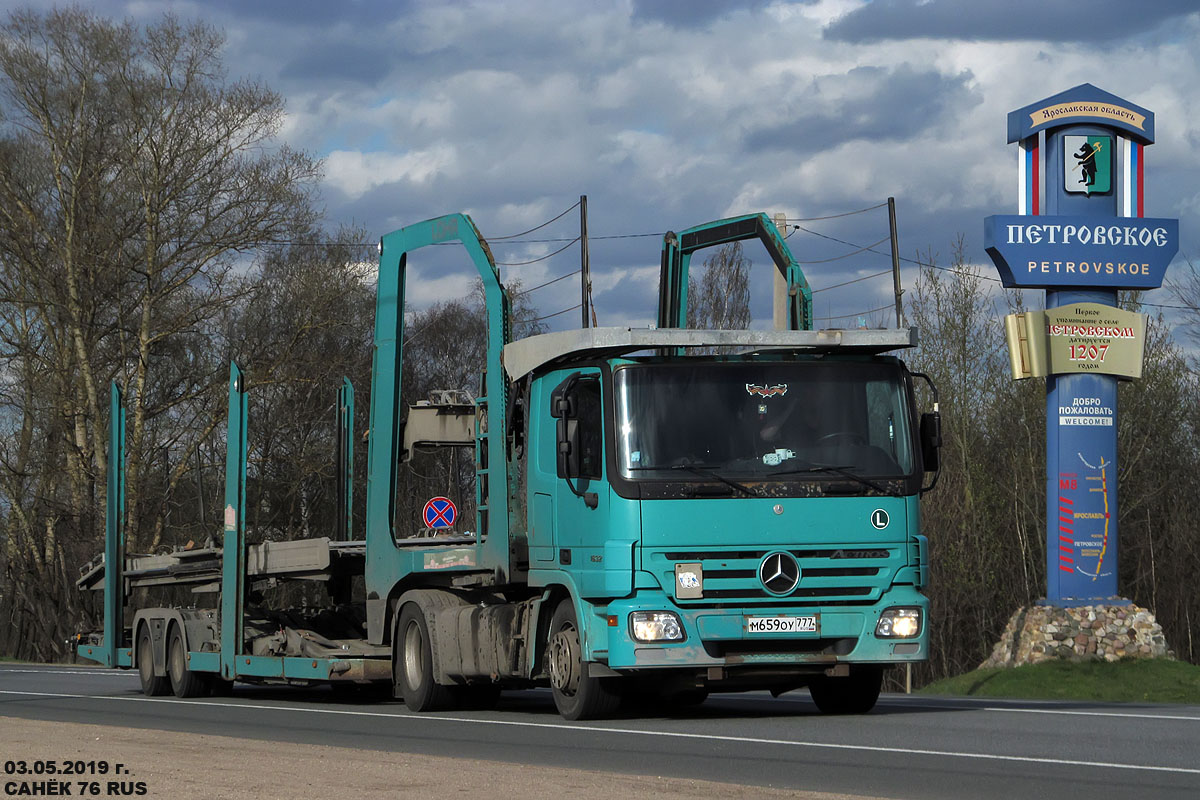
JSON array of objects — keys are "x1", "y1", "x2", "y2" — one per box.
[
  {"x1": 669, "y1": 463, "x2": 757, "y2": 497},
  {"x1": 771, "y1": 464, "x2": 902, "y2": 497}
]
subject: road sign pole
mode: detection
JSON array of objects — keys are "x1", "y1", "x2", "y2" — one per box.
[
  {"x1": 1045, "y1": 289, "x2": 1119, "y2": 603},
  {"x1": 984, "y1": 84, "x2": 1177, "y2": 606}
]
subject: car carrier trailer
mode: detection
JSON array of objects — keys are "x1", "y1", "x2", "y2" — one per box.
[{"x1": 78, "y1": 211, "x2": 941, "y2": 719}]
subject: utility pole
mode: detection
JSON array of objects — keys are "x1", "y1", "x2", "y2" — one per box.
[
  {"x1": 580, "y1": 195, "x2": 591, "y2": 329},
  {"x1": 888, "y1": 196, "x2": 904, "y2": 328}
]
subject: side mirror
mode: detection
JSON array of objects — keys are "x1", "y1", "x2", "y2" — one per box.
[
  {"x1": 920, "y1": 410, "x2": 941, "y2": 472},
  {"x1": 550, "y1": 374, "x2": 581, "y2": 419},
  {"x1": 556, "y1": 416, "x2": 577, "y2": 477},
  {"x1": 550, "y1": 372, "x2": 600, "y2": 509},
  {"x1": 907, "y1": 371, "x2": 942, "y2": 493},
  {"x1": 551, "y1": 372, "x2": 582, "y2": 477}
]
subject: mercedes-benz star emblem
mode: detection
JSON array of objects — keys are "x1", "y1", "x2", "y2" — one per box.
[{"x1": 759, "y1": 551, "x2": 801, "y2": 596}]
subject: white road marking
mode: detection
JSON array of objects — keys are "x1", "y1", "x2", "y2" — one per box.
[
  {"x1": 984, "y1": 705, "x2": 1200, "y2": 722},
  {"x1": 2, "y1": 689, "x2": 1199, "y2": 777},
  {"x1": 7, "y1": 671, "x2": 1199, "y2": 721},
  {"x1": 724, "y1": 691, "x2": 1200, "y2": 722}
]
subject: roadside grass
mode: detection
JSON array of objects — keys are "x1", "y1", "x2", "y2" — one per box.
[{"x1": 920, "y1": 659, "x2": 1200, "y2": 704}]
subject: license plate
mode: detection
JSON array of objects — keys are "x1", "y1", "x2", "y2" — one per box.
[{"x1": 746, "y1": 615, "x2": 818, "y2": 634}]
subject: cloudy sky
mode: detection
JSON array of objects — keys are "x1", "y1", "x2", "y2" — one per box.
[{"x1": 18, "y1": 0, "x2": 1200, "y2": 332}]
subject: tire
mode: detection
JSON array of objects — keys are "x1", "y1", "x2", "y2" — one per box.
[
  {"x1": 808, "y1": 665, "x2": 883, "y2": 715},
  {"x1": 137, "y1": 626, "x2": 170, "y2": 697},
  {"x1": 546, "y1": 599, "x2": 621, "y2": 720},
  {"x1": 395, "y1": 603, "x2": 455, "y2": 711},
  {"x1": 166, "y1": 626, "x2": 208, "y2": 698}
]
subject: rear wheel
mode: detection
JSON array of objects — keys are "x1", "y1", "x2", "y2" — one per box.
[
  {"x1": 546, "y1": 599, "x2": 620, "y2": 720},
  {"x1": 137, "y1": 626, "x2": 170, "y2": 697},
  {"x1": 395, "y1": 603, "x2": 455, "y2": 711},
  {"x1": 167, "y1": 627, "x2": 208, "y2": 698},
  {"x1": 808, "y1": 666, "x2": 883, "y2": 714}
]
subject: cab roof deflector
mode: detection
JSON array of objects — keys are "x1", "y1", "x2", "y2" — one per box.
[{"x1": 501, "y1": 327, "x2": 918, "y2": 381}]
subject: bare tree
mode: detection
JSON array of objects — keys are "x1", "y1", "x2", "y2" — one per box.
[
  {"x1": 686, "y1": 241, "x2": 751, "y2": 331},
  {"x1": 0, "y1": 8, "x2": 320, "y2": 659},
  {"x1": 1169, "y1": 258, "x2": 1200, "y2": 358}
]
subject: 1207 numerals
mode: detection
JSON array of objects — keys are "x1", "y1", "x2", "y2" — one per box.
[{"x1": 1068, "y1": 343, "x2": 1109, "y2": 362}]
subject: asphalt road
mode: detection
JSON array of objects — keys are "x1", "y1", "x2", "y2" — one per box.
[{"x1": 2, "y1": 664, "x2": 1199, "y2": 799}]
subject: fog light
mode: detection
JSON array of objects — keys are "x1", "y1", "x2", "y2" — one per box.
[
  {"x1": 876, "y1": 607, "x2": 922, "y2": 639},
  {"x1": 630, "y1": 611, "x2": 685, "y2": 642}
]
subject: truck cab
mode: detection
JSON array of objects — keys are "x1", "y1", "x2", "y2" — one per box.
[{"x1": 505, "y1": 326, "x2": 937, "y2": 717}]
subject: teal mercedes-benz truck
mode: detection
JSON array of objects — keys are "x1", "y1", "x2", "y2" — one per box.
[{"x1": 77, "y1": 212, "x2": 940, "y2": 720}]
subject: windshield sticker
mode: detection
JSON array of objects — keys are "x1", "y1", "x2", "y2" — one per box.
[{"x1": 746, "y1": 383, "x2": 788, "y2": 398}]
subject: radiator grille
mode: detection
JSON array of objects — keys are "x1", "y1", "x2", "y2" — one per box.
[{"x1": 652, "y1": 547, "x2": 901, "y2": 605}]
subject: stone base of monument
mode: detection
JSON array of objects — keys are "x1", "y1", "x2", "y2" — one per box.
[{"x1": 980, "y1": 602, "x2": 1173, "y2": 669}]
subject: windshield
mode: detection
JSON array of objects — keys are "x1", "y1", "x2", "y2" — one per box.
[{"x1": 615, "y1": 361, "x2": 915, "y2": 481}]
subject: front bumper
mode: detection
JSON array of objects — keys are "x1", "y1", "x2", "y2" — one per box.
[{"x1": 600, "y1": 585, "x2": 928, "y2": 670}]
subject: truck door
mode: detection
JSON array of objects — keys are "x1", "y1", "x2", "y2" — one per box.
[{"x1": 529, "y1": 369, "x2": 610, "y2": 571}]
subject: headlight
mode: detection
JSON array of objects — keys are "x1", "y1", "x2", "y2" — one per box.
[
  {"x1": 630, "y1": 611, "x2": 685, "y2": 642},
  {"x1": 876, "y1": 607, "x2": 922, "y2": 638}
]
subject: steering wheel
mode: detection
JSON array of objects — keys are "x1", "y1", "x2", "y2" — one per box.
[{"x1": 816, "y1": 431, "x2": 867, "y2": 446}]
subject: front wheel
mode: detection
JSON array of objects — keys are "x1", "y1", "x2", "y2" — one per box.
[
  {"x1": 808, "y1": 665, "x2": 883, "y2": 714},
  {"x1": 395, "y1": 603, "x2": 455, "y2": 712},
  {"x1": 546, "y1": 599, "x2": 621, "y2": 720}
]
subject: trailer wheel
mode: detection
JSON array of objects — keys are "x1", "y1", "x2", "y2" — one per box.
[
  {"x1": 546, "y1": 599, "x2": 620, "y2": 720},
  {"x1": 808, "y1": 665, "x2": 883, "y2": 714},
  {"x1": 395, "y1": 603, "x2": 455, "y2": 711},
  {"x1": 166, "y1": 627, "x2": 208, "y2": 698},
  {"x1": 136, "y1": 626, "x2": 169, "y2": 697}
]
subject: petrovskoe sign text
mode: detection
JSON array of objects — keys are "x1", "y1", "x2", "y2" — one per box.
[
  {"x1": 1004, "y1": 222, "x2": 1169, "y2": 247},
  {"x1": 984, "y1": 214, "x2": 1178, "y2": 289}
]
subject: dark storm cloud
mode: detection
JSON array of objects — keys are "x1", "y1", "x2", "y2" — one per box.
[
  {"x1": 743, "y1": 65, "x2": 979, "y2": 154},
  {"x1": 197, "y1": 0, "x2": 411, "y2": 27},
  {"x1": 278, "y1": 39, "x2": 398, "y2": 86},
  {"x1": 824, "y1": 0, "x2": 1199, "y2": 43},
  {"x1": 631, "y1": 0, "x2": 775, "y2": 27},
  {"x1": 28, "y1": 0, "x2": 1192, "y2": 329}
]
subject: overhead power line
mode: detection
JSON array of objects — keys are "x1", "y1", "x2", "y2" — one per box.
[
  {"x1": 530, "y1": 303, "x2": 583, "y2": 323},
  {"x1": 812, "y1": 269, "x2": 892, "y2": 294},
  {"x1": 495, "y1": 236, "x2": 580, "y2": 267},
  {"x1": 785, "y1": 202, "x2": 888, "y2": 222},
  {"x1": 488, "y1": 200, "x2": 581, "y2": 241},
  {"x1": 119, "y1": 196, "x2": 1191, "y2": 316},
  {"x1": 815, "y1": 303, "x2": 894, "y2": 322},
  {"x1": 513, "y1": 268, "x2": 581, "y2": 297},
  {"x1": 798, "y1": 236, "x2": 890, "y2": 265}
]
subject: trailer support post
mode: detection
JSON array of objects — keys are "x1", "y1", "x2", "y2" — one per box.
[{"x1": 220, "y1": 362, "x2": 248, "y2": 680}]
